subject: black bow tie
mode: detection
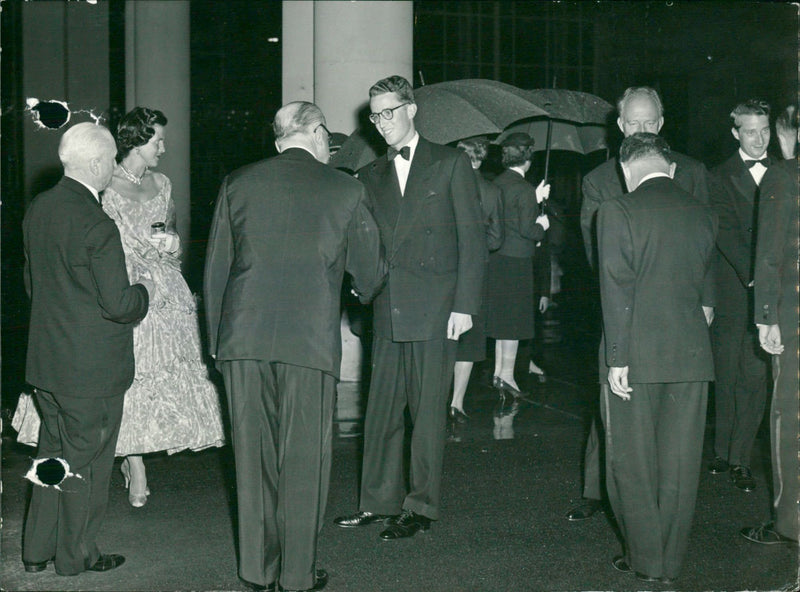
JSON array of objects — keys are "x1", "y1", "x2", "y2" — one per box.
[
  {"x1": 387, "y1": 145, "x2": 411, "y2": 161},
  {"x1": 745, "y1": 157, "x2": 770, "y2": 169}
]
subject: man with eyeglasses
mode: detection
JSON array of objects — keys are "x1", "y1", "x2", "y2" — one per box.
[
  {"x1": 334, "y1": 75, "x2": 485, "y2": 540},
  {"x1": 707, "y1": 99, "x2": 772, "y2": 493},
  {"x1": 205, "y1": 101, "x2": 384, "y2": 592}
]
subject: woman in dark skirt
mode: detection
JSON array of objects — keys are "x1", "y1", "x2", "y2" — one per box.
[
  {"x1": 448, "y1": 137, "x2": 504, "y2": 439},
  {"x1": 486, "y1": 132, "x2": 550, "y2": 395}
]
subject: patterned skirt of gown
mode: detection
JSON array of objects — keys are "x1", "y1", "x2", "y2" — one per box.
[{"x1": 13, "y1": 177, "x2": 226, "y2": 456}]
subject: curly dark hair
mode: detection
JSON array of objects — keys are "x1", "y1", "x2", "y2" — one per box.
[{"x1": 115, "y1": 107, "x2": 168, "y2": 161}]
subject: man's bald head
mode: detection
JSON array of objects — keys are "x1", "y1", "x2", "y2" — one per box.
[
  {"x1": 272, "y1": 101, "x2": 330, "y2": 164},
  {"x1": 58, "y1": 123, "x2": 118, "y2": 191}
]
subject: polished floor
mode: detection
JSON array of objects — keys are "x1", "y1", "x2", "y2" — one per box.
[{"x1": 2, "y1": 333, "x2": 797, "y2": 591}]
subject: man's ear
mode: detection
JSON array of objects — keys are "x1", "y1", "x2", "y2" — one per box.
[
  {"x1": 88, "y1": 157, "x2": 101, "y2": 177},
  {"x1": 668, "y1": 161, "x2": 677, "y2": 179},
  {"x1": 407, "y1": 102, "x2": 417, "y2": 120},
  {"x1": 655, "y1": 117, "x2": 664, "y2": 133},
  {"x1": 731, "y1": 127, "x2": 740, "y2": 142},
  {"x1": 617, "y1": 117, "x2": 625, "y2": 134},
  {"x1": 621, "y1": 162, "x2": 632, "y2": 182},
  {"x1": 275, "y1": 140, "x2": 283, "y2": 154}
]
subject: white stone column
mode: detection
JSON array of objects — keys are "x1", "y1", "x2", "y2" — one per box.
[{"x1": 125, "y1": 1, "x2": 191, "y2": 254}]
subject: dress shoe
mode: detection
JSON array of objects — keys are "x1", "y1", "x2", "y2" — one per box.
[
  {"x1": 241, "y1": 579, "x2": 276, "y2": 591},
  {"x1": 566, "y1": 499, "x2": 604, "y2": 521},
  {"x1": 333, "y1": 511, "x2": 391, "y2": 528},
  {"x1": 379, "y1": 510, "x2": 430, "y2": 540},
  {"x1": 708, "y1": 456, "x2": 730, "y2": 474},
  {"x1": 610, "y1": 556, "x2": 661, "y2": 582},
  {"x1": 730, "y1": 465, "x2": 756, "y2": 491},
  {"x1": 447, "y1": 407, "x2": 468, "y2": 443},
  {"x1": 87, "y1": 554, "x2": 126, "y2": 572},
  {"x1": 120, "y1": 457, "x2": 150, "y2": 507},
  {"x1": 740, "y1": 522, "x2": 798, "y2": 545},
  {"x1": 494, "y1": 377, "x2": 524, "y2": 397},
  {"x1": 23, "y1": 557, "x2": 53, "y2": 573},
  {"x1": 528, "y1": 361, "x2": 547, "y2": 383},
  {"x1": 281, "y1": 569, "x2": 328, "y2": 591}
]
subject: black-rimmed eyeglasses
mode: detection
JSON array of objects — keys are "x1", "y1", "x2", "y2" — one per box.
[
  {"x1": 315, "y1": 123, "x2": 332, "y2": 146},
  {"x1": 368, "y1": 103, "x2": 410, "y2": 125}
]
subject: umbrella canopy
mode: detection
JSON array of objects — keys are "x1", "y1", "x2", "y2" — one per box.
[
  {"x1": 499, "y1": 119, "x2": 610, "y2": 155},
  {"x1": 525, "y1": 89, "x2": 614, "y2": 125},
  {"x1": 328, "y1": 128, "x2": 384, "y2": 173},
  {"x1": 413, "y1": 79, "x2": 551, "y2": 145}
]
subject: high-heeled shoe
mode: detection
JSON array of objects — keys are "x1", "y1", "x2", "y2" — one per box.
[
  {"x1": 494, "y1": 377, "x2": 524, "y2": 398},
  {"x1": 528, "y1": 361, "x2": 547, "y2": 383},
  {"x1": 449, "y1": 406, "x2": 469, "y2": 423},
  {"x1": 447, "y1": 407, "x2": 469, "y2": 443},
  {"x1": 120, "y1": 458, "x2": 150, "y2": 508}
]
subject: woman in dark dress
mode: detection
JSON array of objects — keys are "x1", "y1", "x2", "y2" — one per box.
[{"x1": 486, "y1": 133, "x2": 550, "y2": 395}]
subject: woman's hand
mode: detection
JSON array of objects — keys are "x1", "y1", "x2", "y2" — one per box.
[
  {"x1": 148, "y1": 232, "x2": 180, "y2": 254},
  {"x1": 535, "y1": 179, "x2": 551, "y2": 203}
]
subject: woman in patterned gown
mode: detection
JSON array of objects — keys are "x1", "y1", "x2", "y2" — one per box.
[{"x1": 14, "y1": 107, "x2": 225, "y2": 507}]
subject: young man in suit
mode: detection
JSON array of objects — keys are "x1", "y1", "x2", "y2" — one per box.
[
  {"x1": 598, "y1": 133, "x2": 716, "y2": 583},
  {"x1": 204, "y1": 102, "x2": 384, "y2": 592},
  {"x1": 569, "y1": 86, "x2": 711, "y2": 522},
  {"x1": 334, "y1": 75, "x2": 485, "y2": 539},
  {"x1": 740, "y1": 105, "x2": 799, "y2": 546},
  {"x1": 22, "y1": 123, "x2": 151, "y2": 576},
  {"x1": 708, "y1": 99, "x2": 772, "y2": 491}
]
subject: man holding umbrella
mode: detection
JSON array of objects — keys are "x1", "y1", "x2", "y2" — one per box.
[
  {"x1": 334, "y1": 74, "x2": 485, "y2": 540},
  {"x1": 568, "y1": 86, "x2": 711, "y2": 522}
]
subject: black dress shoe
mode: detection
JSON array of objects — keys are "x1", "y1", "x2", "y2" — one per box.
[
  {"x1": 241, "y1": 579, "x2": 276, "y2": 591},
  {"x1": 740, "y1": 522, "x2": 798, "y2": 545},
  {"x1": 447, "y1": 407, "x2": 468, "y2": 443},
  {"x1": 281, "y1": 569, "x2": 328, "y2": 591},
  {"x1": 87, "y1": 554, "x2": 125, "y2": 572},
  {"x1": 708, "y1": 456, "x2": 730, "y2": 474},
  {"x1": 611, "y1": 556, "x2": 660, "y2": 582},
  {"x1": 379, "y1": 510, "x2": 431, "y2": 540},
  {"x1": 333, "y1": 511, "x2": 392, "y2": 528},
  {"x1": 23, "y1": 557, "x2": 53, "y2": 573},
  {"x1": 566, "y1": 499, "x2": 604, "y2": 521},
  {"x1": 730, "y1": 465, "x2": 756, "y2": 491},
  {"x1": 494, "y1": 377, "x2": 524, "y2": 397}
]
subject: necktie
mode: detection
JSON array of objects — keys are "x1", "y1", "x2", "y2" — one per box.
[
  {"x1": 745, "y1": 157, "x2": 770, "y2": 168},
  {"x1": 387, "y1": 145, "x2": 411, "y2": 161}
]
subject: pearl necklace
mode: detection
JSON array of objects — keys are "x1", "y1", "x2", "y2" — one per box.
[{"x1": 119, "y1": 164, "x2": 145, "y2": 185}]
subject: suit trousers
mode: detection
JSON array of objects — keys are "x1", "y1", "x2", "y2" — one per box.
[
  {"x1": 220, "y1": 361, "x2": 335, "y2": 591},
  {"x1": 711, "y1": 284, "x2": 769, "y2": 466},
  {"x1": 601, "y1": 381, "x2": 708, "y2": 580},
  {"x1": 581, "y1": 389, "x2": 606, "y2": 501},
  {"x1": 359, "y1": 336, "x2": 457, "y2": 520},
  {"x1": 23, "y1": 388, "x2": 123, "y2": 575},
  {"x1": 769, "y1": 335, "x2": 799, "y2": 541}
]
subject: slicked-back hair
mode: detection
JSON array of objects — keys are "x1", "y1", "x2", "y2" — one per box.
[
  {"x1": 617, "y1": 86, "x2": 664, "y2": 118},
  {"x1": 501, "y1": 144, "x2": 535, "y2": 169},
  {"x1": 619, "y1": 132, "x2": 672, "y2": 165},
  {"x1": 58, "y1": 122, "x2": 115, "y2": 169},
  {"x1": 273, "y1": 101, "x2": 324, "y2": 141},
  {"x1": 730, "y1": 99, "x2": 771, "y2": 129},
  {"x1": 369, "y1": 75, "x2": 415, "y2": 103},
  {"x1": 116, "y1": 107, "x2": 168, "y2": 161},
  {"x1": 457, "y1": 137, "x2": 489, "y2": 163}
]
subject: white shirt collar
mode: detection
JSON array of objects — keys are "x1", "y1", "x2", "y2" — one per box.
[
  {"x1": 639, "y1": 171, "x2": 671, "y2": 185},
  {"x1": 739, "y1": 148, "x2": 767, "y2": 163},
  {"x1": 66, "y1": 175, "x2": 100, "y2": 203},
  {"x1": 509, "y1": 165, "x2": 527, "y2": 178}
]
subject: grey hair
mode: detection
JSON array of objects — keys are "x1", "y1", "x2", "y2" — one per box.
[
  {"x1": 617, "y1": 87, "x2": 664, "y2": 118},
  {"x1": 58, "y1": 122, "x2": 115, "y2": 169},
  {"x1": 619, "y1": 132, "x2": 672, "y2": 165},
  {"x1": 273, "y1": 101, "x2": 325, "y2": 141}
]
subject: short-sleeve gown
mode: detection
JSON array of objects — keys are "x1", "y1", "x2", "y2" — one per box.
[{"x1": 13, "y1": 174, "x2": 225, "y2": 456}]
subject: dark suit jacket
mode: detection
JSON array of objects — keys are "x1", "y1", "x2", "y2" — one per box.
[
  {"x1": 710, "y1": 152, "x2": 767, "y2": 290},
  {"x1": 476, "y1": 172, "x2": 504, "y2": 253},
  {"x1": 358, "y1": 136, "x2": 485, "y2": 342},
  {"x1": 754, "y1": 157, "x2": 799, "y2": 334},
  {"x1": 492, "y1": 168, "x2": 547, "y2": 258},
  {"x1": 597, "y1": 176, "x2": 716, "y2": 383},
  {"x1": 24, "y1": 177, "x2": 149, "y2": 398},
  {"x1": 204, "y1": 148, "x2": 385, "y2": 377},
  {"x1": 581, "y1": 151, "x2": 710, "y2": 267}
]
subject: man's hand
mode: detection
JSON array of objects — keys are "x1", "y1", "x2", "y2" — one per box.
[
  {"x1": 757, "y1": 323, "x2": 784, "y2": 355},
  {"x1": 702, "y1": 306, "x2": 714, "y2": 327},
  {"x1": 538, "y1": 296, "x2": 550, "y2": 313},
  {"x1": 535, "y1": 179, "x2": 550, "y2": 203},
  {"x1": 608, "y1": 366, "x2": 632, "y2": 400},
  {"x1": 447, "y1": 312, "x2": 472, "y2": 341}
]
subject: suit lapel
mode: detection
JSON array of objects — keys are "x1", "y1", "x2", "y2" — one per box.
[{"x1": 391, "y1": 138, "x2": 437, "y2": 257}]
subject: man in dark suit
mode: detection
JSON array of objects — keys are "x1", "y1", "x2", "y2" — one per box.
[
  {"x1": 22, "y1": 123, "x2": 151, "y2": 576},
  {"x1": 334, "y1": 75, "x2": 485, "y2": 539},
  {"x1": 204, "y1": 102, "x2": 384, "y2": 592},
  {"x1": 708, "y1": 99, "x2": 772, "y2": 491},
  {"x1": 569, "y1": 86, "x2": 711, "y2": 521},
  {"x1": 598, "y1": 133, "x2": 716, "y2": 583},
  {"x1": 740, "y1": 106, "x2": 799, "y2": 546}
]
